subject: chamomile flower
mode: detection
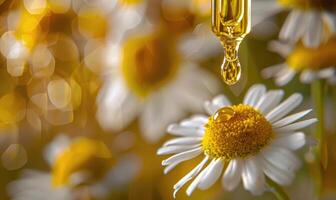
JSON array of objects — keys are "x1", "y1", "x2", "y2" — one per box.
[
  {"x1": 158, "y1": 84, "x2": 317, "y2": 197},
  {"x1": 96, "y1": 24, "x2": 220, "y2": 142},
  {"x1": 262, "y1": 40, "x2": 336, "y2": 86},
  {"x1": 278, "y1": 0, "x2": 336, "y2": 48},
  {"x1": 8, "y1": 135, "x2": 140, "y2": 200},
  {"x1": 255, "y1": 0, "x2": 336, "y2": 48}
]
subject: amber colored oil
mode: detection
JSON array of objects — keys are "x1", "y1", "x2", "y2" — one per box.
[{"x1": 212, "y1": 0, "x2": 251, "y2": 85}]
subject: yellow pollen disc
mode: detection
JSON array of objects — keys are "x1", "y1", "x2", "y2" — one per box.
[
  {"x1": 277, "y1": 0, "x2": 336, "y2": 10},
  {"x1": 202, "y1": 104, "x2": 273, "y2": 160},
  {"x1": 287, "y1": 39, "x2": 336, "y2": 71},
  {"x1": 121, "y1": 31, "x2": 179, "y2": 98}
]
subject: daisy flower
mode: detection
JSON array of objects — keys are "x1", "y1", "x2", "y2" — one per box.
[
  {"x1": 254, "y1": 0, "x2": 336, "y2": 48},
  {"x1": 262, "y1": 39, "x2": 336, "y2": 86},
  {"x1": 96, "y1": 24, "x2": 220, "y2": 142},
  {"x1": 8, "y1": 134, "x2": 140, "y2": 200},
  {"x1": 279, "y1": 0, "x2": 336, "y2": 48},
  {"x1": 158, "y1": 84, "x2": 317, "y2": 197}
]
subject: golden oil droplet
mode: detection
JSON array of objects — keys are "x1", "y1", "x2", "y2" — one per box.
[
  {"x1": 211, "y1": 0, "x2": 251, "y2": 85},
  {"x1": 213, "y1": 106, "x2": 235, "y2": 121},
  {"x1": 221, "y1": 58, "x2": 241, "y2": 85}
]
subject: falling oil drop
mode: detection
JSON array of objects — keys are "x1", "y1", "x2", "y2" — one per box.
[
  {"x1": 220, "y1": 40, "x2": 241, "y2": 85},
  {"x1": 221, "y1": 58, "x2": 241, "y2": 85}
]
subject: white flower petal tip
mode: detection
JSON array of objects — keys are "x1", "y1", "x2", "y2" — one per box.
[
  {"x1": 274, "y1": 132, "x2": 306, "y2": 150},
  {"x1": 161, "y1": 147, "x2": 202, "y2": 166},
  {"x1": 162, "y1": 137, "x2": 202, "y2": 147},
  {"x1": 166, "y1": 123, "x2": 204, "y2": 137},
  {"x1": 274, "y1": 118, "x2": 318, "y2": 133},
  {"x1": 273, "y1": 109, "x2": 313, "y2": 128}
]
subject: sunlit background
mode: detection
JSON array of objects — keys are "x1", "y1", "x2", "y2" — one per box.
[{"x1": 0, "y1": 0, "x2": 335, "y2": 199}]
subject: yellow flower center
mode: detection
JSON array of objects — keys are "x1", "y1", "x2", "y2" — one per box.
[
  {"x1": 202, "y1": 104, "x2": 273, "y2": 160},
  {"x1": 121, "y1": 32, "x2": 179, "y2": 98},
  {"x1": 52, "y1": 138, "x2": 113, "y2": 187},
  {"x1": 277, "y1": 0, "x2": 336, "y2": 10},
  {"x1": 287, "y1": 39, "x2": 336, "y2": 71}
]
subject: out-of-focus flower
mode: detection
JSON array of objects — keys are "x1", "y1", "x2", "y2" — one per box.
[
  {"x1": 158, "y1": 84, "x2": 316, "y2": 197},
  {"x1": 73, "y1": 0, "x2": 146, "y2": 40},
  {"x1": 262, "y1": 40, "x2": 336, "y2": 86},
  {"x1": 8, "y1": 134, "x2": 141, "y2": 199},
  {"x1": 96, "y1": 23, "x2": 220, "y2": 143},
  {"x1": 254, "y1": 0, "x2": 336, "y2": 48},
  {"x1": 278, "y1": 0, "x2": 336, "y2": 48}
]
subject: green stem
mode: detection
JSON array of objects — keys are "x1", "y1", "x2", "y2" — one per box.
[
  {"x1": 332, "y1": 85, "x2": 336, "y2": 132},
  {"x1": 311, "y1": 79, "x2": 327, "y2": 196},
  {"x1": 266, "y1": 177, "x2": 290, "y2": 200}
]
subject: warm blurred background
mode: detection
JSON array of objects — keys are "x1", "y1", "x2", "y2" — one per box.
[{"x1": 0, "y1": 0, "x2": 335, "y2": 199}]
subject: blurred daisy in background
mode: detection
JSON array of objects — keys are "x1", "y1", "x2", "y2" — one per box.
[
  {"x1": 253, "y1": 0, "x2": 336, "y2": 48},
  {"x1": 96, "y1": 22, "x2": 220, "y2": 143},
  {"x1": 73, "y1": 0, "x2": 147, "y2": 41},
  {"x1": 262, "y1": 39, "x2": 336, "y2": 86},
  {"x1": 278, "y1": 0, "x2": 336, "y2": 48},
  {"x1": 158, "y1": 84, "x2": 316, "y2": 197},
  {"x1": 8, "y1": 134, "x2": 141, "y2": 200}
]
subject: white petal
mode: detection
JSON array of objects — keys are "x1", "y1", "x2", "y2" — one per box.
[
  {"x1": 268, "y1": 40, "x2": 293, "y2": 57},
  {"x1": 241, "y1": 157, "x2": 266, "y2": 195},
  {"x1": 180, "y1": 115, "x2": 208, "y2": 128},
  {"x1": 273, "y1": 132, "x2": 306, "y2": 150},
  {"x1": 274, "y1": 118, "x2": 317, "y2": 133},
  {"x1": 323, "y1": 12, "x2": 336, "y2": 34},
  {"x1": 275, "y1": 67, "x2": 296, "y2": 86},
  {"x1": 204, "y1": 101, "x2": 219, "y2": 115},
  {"x1": 279, "y1": 10, "x2": 305, "y2": 43},
  {"x1": 157, "y1": 144, "x2": 200, "y2": 155},
  {"x1": 163, "y1": 137, "x2": 202, "y2": 147},
  {"x1": 273, "y1": 109, "x2": 312, "y2": 128},
  {"x1": 303, "y1": 11, "x2": 323, "y2": 48},
  {"x1": 212, "y1": 95, "x2": 231, "y2": 108},
  {"x1": 255, "y1": 90, "x2": 284, "y2": 115},
  {"x1": 262, "y1": 146, "x2": 301, "y2": 171},
  {"x1": 318, "y1": 67, "x2": 336, "y2": 79},
  {"x1": 261, "y1": 63, "x2": 286, "y2": 79},
  {"x1": 300, "y1": 70, "x2": 316, "y2": 83},
  {"x1": 198, "y1": 159, "x2": 224, "y2": 190},
  {"x1": 164, "y1": 162, "x2": 180, "y2": 174},
  {"x1": 162, "y1": 147, "x2": 202, "y2": 166},
  {"x1": 185, "y1": 159, "x2": 212, "y2": 196},
  {"x1": 222, "y1": 159, "x2": 243, "y2": 191},
  {"x1": 261, "y1": 156, "x2": 294, "y2": 185},
  {"x1": 173, "y1": 156, "x2": 209, "y2": 198},
  {"x1": 167, "y1": 124, "x2": 204, "y2": 137},
  {"x1": 266, "y1": 93, "x2": 303, "y2": 123},
  {"x1": 140, "y1": 93, "x2": 179, "y2": 142},
  {"x1": 243, "y1": 84, "x2": 266, "y2": 106},
  {"x1": 96, "y1": 79, "x2": 140, "y2": 132}
]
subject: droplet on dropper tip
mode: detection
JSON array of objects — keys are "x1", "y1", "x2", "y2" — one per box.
[{"x1": 221, "y1": 58, "x2": 241, "y2": 85}]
